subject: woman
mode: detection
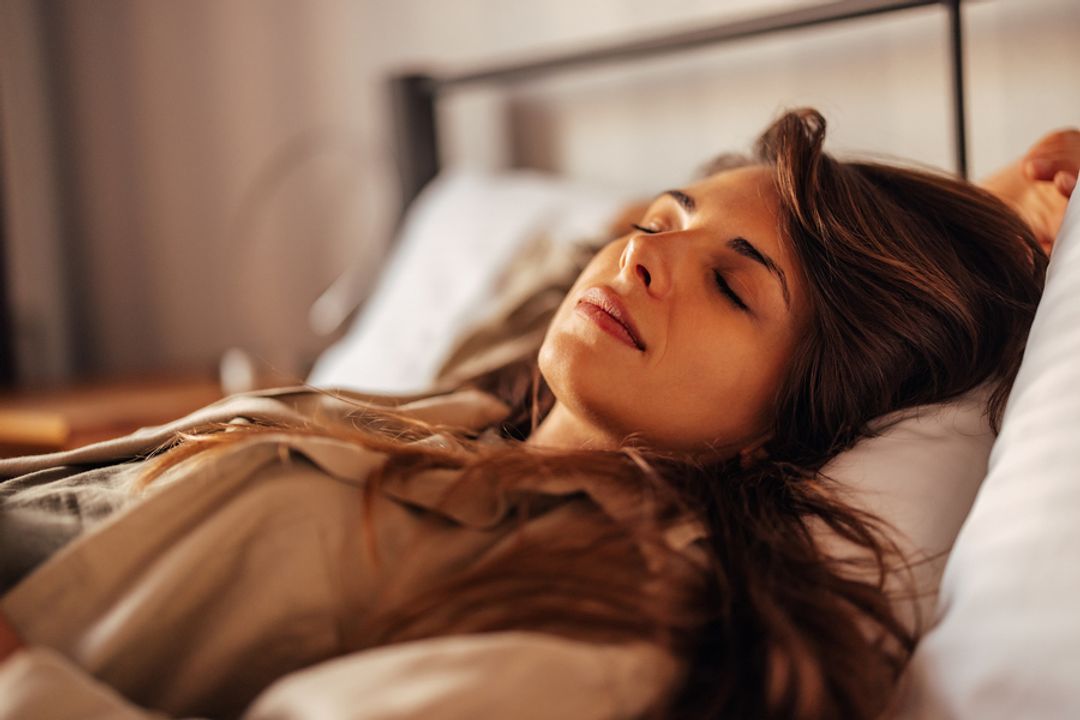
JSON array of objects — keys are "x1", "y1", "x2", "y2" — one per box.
[{"x1": 0, "y1": 109, "x2": 1074, "y2": 719}]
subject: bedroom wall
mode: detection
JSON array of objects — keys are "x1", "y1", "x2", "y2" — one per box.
[
  {"x1": 3, "y1": 0, "x2": 395, "y2": 385},
  {"x1": 1, "y1": 0, "x2": 1077, "y2": 387},
  {"x1": 381, "y1": 0, "x2": 1080, "y2": 189}
]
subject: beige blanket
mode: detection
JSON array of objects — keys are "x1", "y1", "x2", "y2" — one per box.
[{"x1": 0, "y1": 387, "x2": 691, "y2": 719}]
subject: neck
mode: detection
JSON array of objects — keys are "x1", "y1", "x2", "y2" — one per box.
[{"x1": 526, "y1": 401, "x2": 621, "y2": 451}]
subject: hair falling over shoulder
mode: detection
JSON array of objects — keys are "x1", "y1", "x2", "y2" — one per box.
[{"x1": 140, "y1": 109, "x2": 1045, "y2": 720}]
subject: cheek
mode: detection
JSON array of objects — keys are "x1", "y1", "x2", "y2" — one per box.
[
  {"x1": 536, "y1": 327, "x2": 562, "y2": 386},
  {"x1": 657, "y1": 330, "x2": 790, "y2": 441},
  {"x1": 537, "y1": 240, "x2": 627, "y2": 385},
  {"x1": 579, "y1": 238, "x2": 626, "y2": 281},
  {"x1": 537, "y1": 302, "x2": 585, "y2": 400},
  {"x1": 660, "y1": 354, "x2": 755, "y2": 437}
]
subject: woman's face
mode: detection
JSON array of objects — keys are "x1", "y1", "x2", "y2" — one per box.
[{"x1": 537, "y1": 165, "x2": 809, "y2": 455}]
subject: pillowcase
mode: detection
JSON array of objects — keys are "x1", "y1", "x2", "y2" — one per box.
[
  {"x1": 817, "y1": 388, "x2": 993, "y2": 636},
  {"x1": 896, "y1": 192, "x2": 1080, "y2": 717}
]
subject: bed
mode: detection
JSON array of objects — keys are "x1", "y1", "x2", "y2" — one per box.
[
  {"x1": 0, "y1": 1, "x2": 1075, "y2": 717},
  {"x1": 305, "y1": 1, "x2": 1080, "y2": 717}
]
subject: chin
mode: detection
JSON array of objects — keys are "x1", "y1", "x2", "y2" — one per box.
[
  {"x1": 539, "y1": 333, "x2": 651, "y2": 442},
  {"x1": 537, "y1": 331, "x2": 585, "y2": 405}
]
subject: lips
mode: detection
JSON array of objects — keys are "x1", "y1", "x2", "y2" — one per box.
[{"x1": 576, "y1": 286, "x2": 646, "y2": 351}]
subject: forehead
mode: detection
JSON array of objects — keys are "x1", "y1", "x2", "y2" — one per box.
[
  {"x1": 683, "y1": 165, "x2": 806, "y2": 312},
  {"x1": 681, "y1": 165, "x2": 786, "y2": 258},
  {"x1": 683, "y1": 164, "x2": 779, "y2": 220}
]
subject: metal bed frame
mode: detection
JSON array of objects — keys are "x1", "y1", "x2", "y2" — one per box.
[{"x1": 389, "y1": 0, "x2": 969, "y2": 214}]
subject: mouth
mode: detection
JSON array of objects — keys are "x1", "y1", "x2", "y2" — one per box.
[{"x1": 575, "y1": 286, "x2": 646, "y2": 351}]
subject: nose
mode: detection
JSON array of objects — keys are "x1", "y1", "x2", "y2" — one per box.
[{"x1": 619, "y1": 232, "x2": 671, "y2": 296}]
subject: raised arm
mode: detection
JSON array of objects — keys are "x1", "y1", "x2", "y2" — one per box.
[{"x1": 980, "y1": 128, "x2": 1080, "y2": 255}]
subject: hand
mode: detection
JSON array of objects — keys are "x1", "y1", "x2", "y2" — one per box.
[
  {"x1": 1025, "y1": 129, "x2": 1080, "y2": 198},
  {"x1": 980, "y1": 128, "x2": 1080, "y2": 255},
  {"x1": 0, "y1": 609, "x2": 24, "y2": 663}
]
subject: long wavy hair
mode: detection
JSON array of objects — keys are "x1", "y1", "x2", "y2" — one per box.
[{"x1": 143, "y1": 109, "x2": 1046, "y2": 719}]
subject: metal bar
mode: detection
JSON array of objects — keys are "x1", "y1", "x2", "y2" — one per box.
[
  {"x1": 393, "y1": 0, "x2": 970, "y2": 211},
  {"x1": 945, "y1": 0, "x2": 968, "y2": 178},
  {"x1": 0, "y1": 118, "x2": 13, "y2": 386},
  {"x1": 437, "y1": 0, "x2": 942, "y2": 89},
  {"x1": 389, "y1": 74, "x2": 440, "y2": 214}
]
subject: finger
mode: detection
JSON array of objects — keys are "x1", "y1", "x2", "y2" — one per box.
[
  {"x1": 1026, "y1": 157, "x2": 1080, "y2": 182},
  {"x1": 1055, "y1": 170, "x2": 1077, "y2": 198}
]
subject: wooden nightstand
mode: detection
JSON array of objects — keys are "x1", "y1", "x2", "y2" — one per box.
[{"x1": 0, "y1": 374, "x2": 223, "y2": 458}]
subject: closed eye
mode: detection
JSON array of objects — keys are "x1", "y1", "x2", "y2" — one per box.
[
  {"x1": 714, "y1": 271, "x2": 749, "y2": 311},
  {"x1": 633, "y1": 223, "x2": 749, "y2": 311}
]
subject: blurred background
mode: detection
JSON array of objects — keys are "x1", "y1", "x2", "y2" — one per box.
[{"x1": 0, "y1": 0, "x2": 1077, "y2": 448}]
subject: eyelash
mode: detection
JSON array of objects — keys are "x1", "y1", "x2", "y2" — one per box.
[
  {"x1": 630, "y1": 223, "x2": 749, "y2": 311},
  {"x1": 714, "y1": 271, "x2": 749, "y2": 311}
]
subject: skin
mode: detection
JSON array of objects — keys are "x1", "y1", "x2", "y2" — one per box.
[
  {"x1": 530, "y1": 166, "x2": 809, "y2": 458},
  {"x1": 980, "y1": 128, "x2": 1079, "y2": 255}
]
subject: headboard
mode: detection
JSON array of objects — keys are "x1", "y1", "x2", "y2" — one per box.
[{"x1": 389, "y1": 0, "x2": 969, "y2": 214}]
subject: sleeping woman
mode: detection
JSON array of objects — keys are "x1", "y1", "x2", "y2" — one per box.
[{"x1": 0, "y1": 109, "x2": 1076, "y2": 720}]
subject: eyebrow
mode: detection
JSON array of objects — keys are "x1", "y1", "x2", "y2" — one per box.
[
  {"x1": 729, "y1": 237, "x2": 791, "y2": 308},
  {"x1": 660, "y1": 188, "x2": 791, "y2": 309},
  {"x1": 663, "y1": 189, "x2": 696, "y2": 214}
]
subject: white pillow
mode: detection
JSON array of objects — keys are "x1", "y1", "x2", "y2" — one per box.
[
  {"x1": 896, "y1": 193, "x2": 1080, "y2": 717},
  {"x1": 307, "y1": 170, "x2": 629, "y2": 393},
  {"x1": 819, "y1": 388, "x2": 993, "y2": 636}
]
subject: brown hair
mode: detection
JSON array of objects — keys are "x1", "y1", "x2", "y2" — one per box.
[{"x1": 143, "y1": 109, "x2": 1045, "y2": 719}]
